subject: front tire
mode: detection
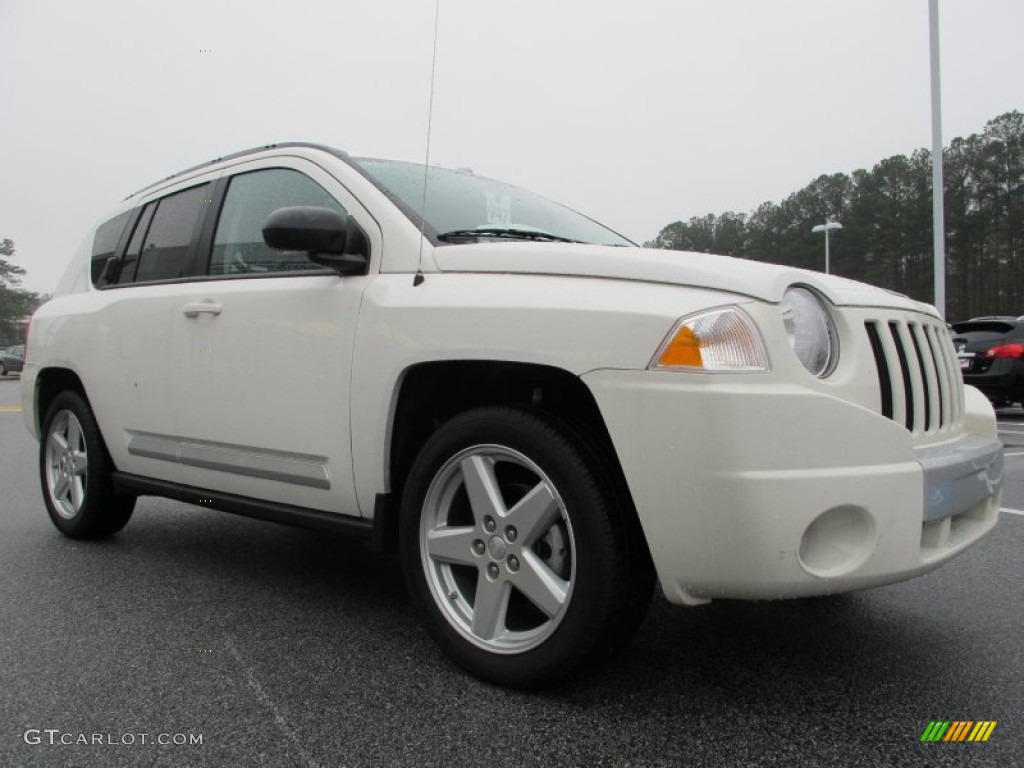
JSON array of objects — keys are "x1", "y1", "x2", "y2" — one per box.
[
  {"x1": 400, "y1": 407, "x2": 653, "y2": 687},
  {"x1": 40, "y1": 391, "x2": 135, "y2": 538}
]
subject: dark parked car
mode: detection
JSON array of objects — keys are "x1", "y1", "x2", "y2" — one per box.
[
  {"x1": 951, "y1": 316, "x2": 1024, "y2": 407},
  {"x1": 0, "y1": 345, "x2": 25, "y2": 376}
]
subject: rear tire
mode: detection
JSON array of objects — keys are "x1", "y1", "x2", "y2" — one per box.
[
  {"x1": 399, "y1": 407, "x2": 653, "y2": 687},
  {"x1": 40, "y1": 391, "x2": 135, "y2": 539}
]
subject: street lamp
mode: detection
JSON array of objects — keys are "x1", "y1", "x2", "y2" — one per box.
[{"x1": 811, "y1": 220, "x2": 843, "y2": 274}]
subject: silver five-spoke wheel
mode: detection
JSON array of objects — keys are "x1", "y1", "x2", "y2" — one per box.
[
  {"x1": 420, "y1": 445, "x2": 575, "y2": 654},
  {"x1": 39, "y1": 391, "x2": 135, "y2": 538},
  {"x1": 401, "y1": 407, "x2": 654, "y2": 687},
  {"x1": 45, "y1": 410, "x2": 89, "y2": 520}
]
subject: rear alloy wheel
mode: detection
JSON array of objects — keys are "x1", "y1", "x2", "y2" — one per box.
[
  {"x1": 400, "y1": 407, "x2": 653, "y2": 687},
  {"x1": 40, "y1": 392, "x2": 134, "y2": 538}
]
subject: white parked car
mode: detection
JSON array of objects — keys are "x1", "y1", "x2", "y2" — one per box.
[{"x1": 22, "y1": 143, "x2": 1003, "y2": 686}]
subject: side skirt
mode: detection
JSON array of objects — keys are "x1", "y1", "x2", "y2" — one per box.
[{"x1": 112, "y1": 472, "x2": 375, "y2": 540}]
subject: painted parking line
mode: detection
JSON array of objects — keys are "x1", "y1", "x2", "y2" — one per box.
[
  {"x1": 1001, "y1": 508, "x2": 1024, "y2": 517},
  {"x1": 0, "y1": 406, "x2": 22, "y2": 412}
]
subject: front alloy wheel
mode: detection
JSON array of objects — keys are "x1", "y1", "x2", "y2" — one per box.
[
  {"x1": 401, "y1": 407, "x2": 653, "y2": 687},
  {"x1": 420, "y1": 444, "x2": 575, "y2": 654}
]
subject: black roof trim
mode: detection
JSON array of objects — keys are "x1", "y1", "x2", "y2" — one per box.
[{"x1": 123, "y1": 142, "x2": 350, "y2": 201}]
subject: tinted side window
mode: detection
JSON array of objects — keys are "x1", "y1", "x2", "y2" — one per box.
[
  {"x1": 210, "y1": 169, "x2": 346, "y2": 276},
  {"x1": 134, "y1": 183, "x2": 210, "y2": 283},
  {"x1": 116, "y1": 203, "x2": 156, "y2": 284},
  {"x1": 90, "y1": 211, "x2": 132, "y2": 285}
]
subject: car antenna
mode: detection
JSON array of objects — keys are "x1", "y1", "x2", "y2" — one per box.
[{"x1": 415, "y1": 0, "x2": 442, "y2": 288}]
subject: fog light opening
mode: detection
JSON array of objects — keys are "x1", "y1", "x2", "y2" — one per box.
[{"x1": 798, "y1": 506, "x2": 876, "y2": 578}]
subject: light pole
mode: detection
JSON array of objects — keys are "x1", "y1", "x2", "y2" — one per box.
[
  {"x1": 929, "y1": 0, "x2": 946, "y2": 319},
  {"x1": 812, "y1": 220, "x2": 843, "y2": 274}
]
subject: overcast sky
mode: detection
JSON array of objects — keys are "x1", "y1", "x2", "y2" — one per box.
[{"x1": 2, "y1": 0, "x2": 1021, "y2": 293}]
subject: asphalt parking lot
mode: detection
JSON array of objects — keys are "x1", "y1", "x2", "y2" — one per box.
[{"x1": 1, "y1": 374, "x2": 1022, "y2": 767}]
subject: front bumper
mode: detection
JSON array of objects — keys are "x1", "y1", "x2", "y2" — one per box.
[{"x1": 583, "y1": 370, "x2": 1002, "y2": 604}]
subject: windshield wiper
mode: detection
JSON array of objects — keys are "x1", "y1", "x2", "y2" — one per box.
[{"x1": 437, "y1": 227, "x2": 583, "y2": 244}]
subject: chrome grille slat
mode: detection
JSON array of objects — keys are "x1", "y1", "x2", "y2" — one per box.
[{"x1": 865, "y1": 316, "x2": 961, "y2": 437}]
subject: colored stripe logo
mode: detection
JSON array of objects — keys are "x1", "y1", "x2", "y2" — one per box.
[{"x1": 920, "y1": 721, "x2": 997, "y2": 742}]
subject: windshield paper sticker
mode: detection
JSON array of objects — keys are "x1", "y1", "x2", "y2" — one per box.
[{"x1": 485, "y1": 192, "x2": 512, "y2": 226}]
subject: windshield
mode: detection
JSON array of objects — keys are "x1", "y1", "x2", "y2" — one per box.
[{"x1": 352, "y1": 158, "x2": 634, "y2": 247}]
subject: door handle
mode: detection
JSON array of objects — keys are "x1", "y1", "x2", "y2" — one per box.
[{"x1": 182, "y1": 301, "x2": 223, "y2": 318}]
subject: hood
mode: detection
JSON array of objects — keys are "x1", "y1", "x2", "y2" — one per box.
[{"x1": 432, "y1": 243, "x2": 937, "y2": 315}]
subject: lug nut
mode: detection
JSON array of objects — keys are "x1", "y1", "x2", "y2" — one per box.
[
  {"x1": 472, "y1": 539, "x2": 485, "y2": 555},
  {"x1": 484, "y1": 517, "x2": 496, "y2": 533},
  {"x1": 505, "y1": 526, "x2": 517, "y2": 542},
  {"x1": 487, "y1": 563, "x2": 500, "y2": 579},
  {"x1": 507, "y1": 555, "x2": 520, "y2": 572}
]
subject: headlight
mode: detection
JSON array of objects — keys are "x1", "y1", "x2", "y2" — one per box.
[
  {"x1": 780, "y1": 286, "x2": 838, "y2": 377},
  {"x1": 651, "y1": 307, "x2": 769, "y2": 372}
]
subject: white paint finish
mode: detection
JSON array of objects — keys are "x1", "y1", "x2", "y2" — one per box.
[
  {"x1": 1001, "y1": 508, "x2": 1024, "y2": 516},
  {"x1": 584, "y1": 367, "x2": 1000, "y2": 603},
  {"x1": 165, "y1": 155, "x2": 381, "y2": 515},
  {"x1": 28, "y1": 283, "x2": 195, "y2": 487},
  {"x1": 21, "y1": 144, "x2": 1003, "y2": 602},
  {"x1": 433, "y1": 243, "x2": 939, "y2": 312},
  {"x1": 171, "y1": 274, "x2": 364, "y2": 513},
  {"x1": 348, "y1": 273, "x2": 746, "y2": 515}
]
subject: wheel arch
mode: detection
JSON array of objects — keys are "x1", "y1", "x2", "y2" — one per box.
[
  {"x1": 35, "y1": 367, "x2": 90, "y2": 435},
  {"x1": 374, "y1": 359, "x2": 639, "y2": 554}
]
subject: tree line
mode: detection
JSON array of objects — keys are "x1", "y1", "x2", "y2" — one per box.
[
  {"x1": 0, "y1": 239, "x2": 42, "y2": 347},
  {"x1": 646, "y1": 111, "x2": 1023, "y2": 321}
]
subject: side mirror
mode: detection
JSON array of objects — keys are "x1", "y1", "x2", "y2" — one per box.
[{"x1": 262, "y1": 206, "x2": 368, "y2": 276}]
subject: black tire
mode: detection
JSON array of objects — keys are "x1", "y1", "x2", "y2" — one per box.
[
  {"x1": 39, "y1": 391, "x2": 135, "y2": 539},
  {"x1": 399, "y1": 406, "x2": 654, "y2": 687}
]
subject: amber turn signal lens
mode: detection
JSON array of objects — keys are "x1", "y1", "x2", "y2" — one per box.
[
  {"x1": 657, "y1": 326, "x2": 703, "y2": 368},
  {"x1": 650, "y1": 307, "x2": 769, "y2": 372}
]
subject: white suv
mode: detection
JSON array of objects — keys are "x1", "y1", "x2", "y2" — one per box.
[{"x1": 22, "y1": 143, "x2": 1003, "y2": 686}]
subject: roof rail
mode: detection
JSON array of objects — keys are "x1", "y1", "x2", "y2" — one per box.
[{"x1": 123, "y1": 142, "x2": 349, "y2": 201}]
